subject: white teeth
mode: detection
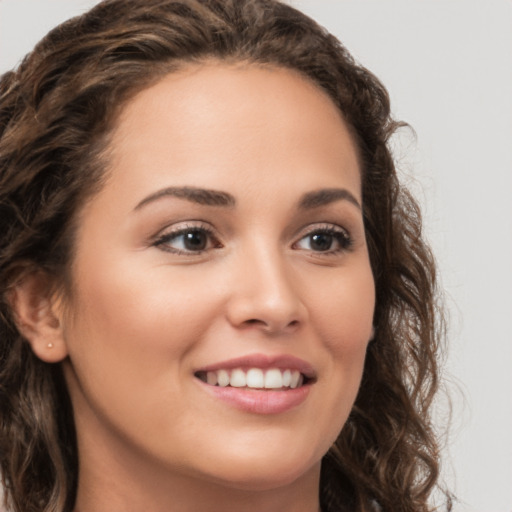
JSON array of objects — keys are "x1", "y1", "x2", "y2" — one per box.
[
  {"x1": 217, "y1": 369, "x2": 230, "y2": 387},
  {"x1": 230, "y1": 368, "x2": 246, "y2": 388},
  {"x1": 202, "y1": 367, "x2": 306, "y2": 389},
  {"x1": 264, "y1": 368, "x2": 283, "y2": 388},
  {"x1": 290, "y1": 370, "x2": 301, "y2": 389},
  {"x1": 246, "y1": 368, "x2": 264, "y2": 388}
]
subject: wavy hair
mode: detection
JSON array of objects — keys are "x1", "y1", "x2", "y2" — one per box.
[{"x1": 0, "y1": 1, "x2": 450, "y2": 511}]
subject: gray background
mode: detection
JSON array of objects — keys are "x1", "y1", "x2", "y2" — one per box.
[{"x1": 1, "y1": 1, "x2": 511, "y2": 511}]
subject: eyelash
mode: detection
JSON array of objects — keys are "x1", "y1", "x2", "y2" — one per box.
[
  {"x1": 293, "y1": 224, "x2": 353, "y2": 255},
  {"x1": 153, "y1": 223, "x2": 353, "y2": 256},
  {"x1": 153, "y1": 223, "x2": 220, "y2": 255}
]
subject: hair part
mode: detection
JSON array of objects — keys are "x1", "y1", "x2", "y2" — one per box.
[{"x1": 0, "y1": 1, "x2": 451, "y2": 511}]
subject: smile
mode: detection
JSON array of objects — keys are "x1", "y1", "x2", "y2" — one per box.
[
  {"x1": 195, "y1": 368, "x2": 305, "y2": 389},
  {"x1": 194, "y1": 354, "x2": 315, "y2": 414}
]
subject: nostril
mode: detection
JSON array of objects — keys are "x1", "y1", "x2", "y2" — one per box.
[
  {"x1": 243, "y1": 319, "x2": 267, "y2": 328},
  {"x1": 240, "y1": 317, "x2": 301, "y2": 334}
]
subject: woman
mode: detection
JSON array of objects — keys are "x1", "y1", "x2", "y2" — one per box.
[{"x1": 0, "y1": 1, "x2": 451, "y2": 511}]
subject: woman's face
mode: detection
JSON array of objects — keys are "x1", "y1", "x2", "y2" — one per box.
[{"x1": 60, "y1": 64, "x2": 375, "y2": 491}]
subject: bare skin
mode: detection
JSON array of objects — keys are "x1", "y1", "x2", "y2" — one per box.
[{"x1": 16, "y1": 63, "x2": 375, "y2": 512}]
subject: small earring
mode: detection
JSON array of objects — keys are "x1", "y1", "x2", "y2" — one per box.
[{"x1": 47, "y1": 342, "x2": 54, "y2": 349}]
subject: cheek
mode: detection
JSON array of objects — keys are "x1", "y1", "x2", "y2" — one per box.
[
  {"x1": 311, "y1": 264, "x2": 375, "y2": 354},
  {"x1": 67, "y1": 252, "x2": 221, "y2": 349},
  {"x1": 304, "y1": 272, "x2": 374, "y2": 463},
  {"x1": 61, "y1": 262, "x2": 225, "y2": 436},
  {"x1": 308, "y1": 261, "x2": 375, "y2": 436},
  {"x1": 61, "y1": 256, "x2": 226, "y2": 419}
]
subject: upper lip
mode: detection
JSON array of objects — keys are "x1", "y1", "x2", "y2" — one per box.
[{"x1": 195, "y1": 353, "x2": 317, "y2": 379}]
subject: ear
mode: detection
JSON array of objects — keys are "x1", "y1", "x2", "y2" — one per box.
[{"x1": 8, "y1": 271, "x2": 68, "y2": 363}]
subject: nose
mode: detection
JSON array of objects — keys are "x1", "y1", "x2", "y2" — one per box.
[{"x1": 225, "y1": 245, "x2": 307, "y2": 335}]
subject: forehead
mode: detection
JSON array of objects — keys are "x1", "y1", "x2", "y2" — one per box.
[{"x1": 100, "y1": 62, "x2": 361, "y2": 206}]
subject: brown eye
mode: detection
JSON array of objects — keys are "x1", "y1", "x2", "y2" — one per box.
[
  {"x1": 181, "y1": 230, "x2": 208, "y2": 251},
  {"x1": 294, "y1": 227, "x2": 352, "y2": 254},
  {"x1": 155, "y1": 226, "x2": 220, "y2": 254},
  {"x1": 309, "y1": 233, "x2": 334, "y2": 252}
]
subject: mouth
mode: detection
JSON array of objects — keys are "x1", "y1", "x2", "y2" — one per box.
[
  {"x1": 193, "y1": 354, "x2": 317, "y2": 405},
  {"x1": 194, "y1": 367, "x2": 312, "y2": 390}
]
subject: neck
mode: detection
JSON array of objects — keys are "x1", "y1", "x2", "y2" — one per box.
[
  {"x1": 74, "y1": 461, "x2": 322, "y2": 512},
  {"x1": 69, "y1": 386, "x2": 323, "y2": 512},
  {"x1": 72, "y1": 426, "x2": 322, "y2": 512}
]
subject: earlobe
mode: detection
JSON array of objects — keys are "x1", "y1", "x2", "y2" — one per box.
[{"x1": 8, "y1": 271, "x2": 68, "y2": 363}]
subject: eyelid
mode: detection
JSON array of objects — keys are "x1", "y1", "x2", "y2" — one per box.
[
  {"x1": 297, "y1": 222, "x2": 350, "y2": 238},
  {"x1": 152, "y1": 221, "x2": 221, "y2": 255},
  {"x1": 292, "y1": 222, "x2": 353, "y2": 254}
]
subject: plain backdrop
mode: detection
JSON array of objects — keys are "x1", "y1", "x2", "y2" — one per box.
[{"x1": 1, "y1": 1, "x2": 511, "y2": 511}]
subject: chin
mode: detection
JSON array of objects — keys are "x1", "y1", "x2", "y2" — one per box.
[{"x1": 196, "y1": 446, "x2": 322, "y2": 491}]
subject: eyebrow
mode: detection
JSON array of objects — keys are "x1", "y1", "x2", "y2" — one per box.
[
  {"x1": 298, "y1": 188, "x2": 361, "y2": 210},
  {"x1": 134, "y1": 186, "x2": 236, "y2": 210},
  {"x1": 134, "y1": 185, "x2": 360, "y2": 212}
]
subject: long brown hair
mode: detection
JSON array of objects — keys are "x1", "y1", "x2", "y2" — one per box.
[{"x1": 0, "y1": 1, "x2": 451, "y2": 511}]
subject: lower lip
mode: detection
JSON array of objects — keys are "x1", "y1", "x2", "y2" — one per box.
[{"x1": 197, "y1": 380, "x2": 311, "y2": 415}]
